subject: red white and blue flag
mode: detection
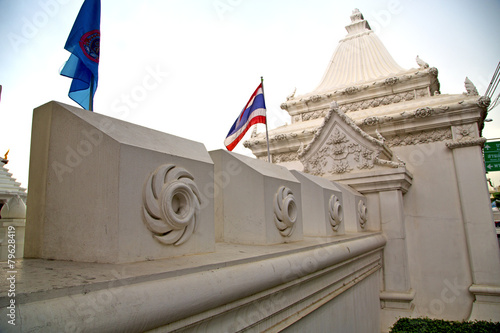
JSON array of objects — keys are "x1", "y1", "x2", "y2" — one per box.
[{"x1": 224, "y1": 83, "x2": 266, "y2": 151}]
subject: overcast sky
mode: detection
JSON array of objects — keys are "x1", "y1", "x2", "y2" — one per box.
[{"x1": 1, "y1": 0, "x2": 500, "y2": 190}]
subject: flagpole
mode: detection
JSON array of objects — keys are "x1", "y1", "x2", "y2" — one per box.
[
  {"x1": 89, "y1": 74, "x2": 94, "y2": 111},
  {"x1": 261, "y1": 76, "x2": 271, "y2": 163}
]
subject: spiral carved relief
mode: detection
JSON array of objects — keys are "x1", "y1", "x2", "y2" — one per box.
[
  {"x1": 274, "y1": 186, "x2": 298, "y2": 237},
  {"x1": 358, "y1": 200, "x2": 367, "y2": 229},
  {"x1": 142, "y1": 164, "x2": 201, "y2": 246},
  {"x1": 328, "y1": 195, "x2": 343, "y2": 231}
]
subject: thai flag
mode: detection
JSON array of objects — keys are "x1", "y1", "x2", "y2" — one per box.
[{"x1": 224, "y1": 83, "x2": 267, "y2": 151}]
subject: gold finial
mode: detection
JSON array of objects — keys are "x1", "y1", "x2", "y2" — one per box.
[{"x1": 4, "y1": 149, "x2": 9, "y2": 160}]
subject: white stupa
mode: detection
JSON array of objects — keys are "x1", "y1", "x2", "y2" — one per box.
[
  {"x1": 311, "y1": 8, "x2": 409, "y2": 94},
  {"x1": 0, "y1": 152, "x2": 27, "y2": 211}
]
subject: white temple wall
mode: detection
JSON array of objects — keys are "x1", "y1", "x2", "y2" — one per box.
[
  {"x1": 363, "y1": 192, "x2": 381, "y2": 232},
  {"x1": 393, "y1": 141, "x2": 477, "y2": 320},
  {"x1": 2, "y1": 101, "x2": 387, "y2": 332},
  {"x1": 210, "y1": 149, "x2": 303, "y2": 245},
  {"x1": 242, "y1": 7, "x2": 500, "y2": 327},
  {"x1": 280, "y1": 271, "x2": 380, "y2": 333},
  {"x1": 290, "y1": 170, "x2": 346, "y2": 237},
  {"x1": 25, "y1": 101, "x2": 216, "y2": 263},
  {"x1": 16, "y1": 99, "x2": 499, "y2": 331},
  {"x1": 0, "y1": 196, "x2": 26, "y2": 261}
]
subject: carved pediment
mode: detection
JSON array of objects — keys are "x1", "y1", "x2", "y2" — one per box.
[{"x1": 299, "y1": 103, "x2": 405, "y2": 177}]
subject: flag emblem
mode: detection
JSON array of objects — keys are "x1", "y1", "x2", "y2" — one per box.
[{"x1": 80, "y1": 30, "x2": 100, "y2": 62}]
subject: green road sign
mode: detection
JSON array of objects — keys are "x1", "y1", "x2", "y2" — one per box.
[{"x1": 484, "y1": 141, "x2": 500, "y2": 172}]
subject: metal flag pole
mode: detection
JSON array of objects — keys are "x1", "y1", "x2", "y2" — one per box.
[
  {"x1": 89, "y1": 75, "x2": 94, "y2": 111},
  {"x1": 260, "y1": 76, "x2": 271, "y2": 163}
]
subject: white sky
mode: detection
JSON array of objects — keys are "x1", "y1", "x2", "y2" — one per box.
[{"x1": 1, "y1": 0, "x2": 500, "y2": 190}]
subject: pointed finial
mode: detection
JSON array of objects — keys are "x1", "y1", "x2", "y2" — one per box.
[
  {"x1": 350, "y1": 8, "x2": 364, "y2": 22},
  {"x1": 464, "y1": 77, "x2": 479, "y2": 96},
  {"x1": 416, "y1": 55, "x2": 429, "y2": 69},
  {"x1": 250, "y1": 125, "x2": 258, "y2": 138},
  {"x1": 346, "y1": 9, "x2": 371, "y2": 34}
]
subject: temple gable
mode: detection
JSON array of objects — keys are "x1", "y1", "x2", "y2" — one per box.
[{"x1": 299, "y1": 102, "x2": 404, "y2": 177}]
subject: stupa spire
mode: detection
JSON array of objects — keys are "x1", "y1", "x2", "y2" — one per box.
[
  {"x1": 345, "y1": 8, "x2": 371, "y2": 35},
  {"x1": 312, "y1": 9, "x2": 406, "y2": 93}
]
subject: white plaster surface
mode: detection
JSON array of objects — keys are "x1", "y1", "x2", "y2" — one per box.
[
  {"x1": 312, "y1": 9, "x2": 407, "y2": 94},
  {"x1": 395, "y1": 142, "x2": 478, "y2": 321},
  {"x1": 291, "y1": 170, "x2": 345, "y2": 236},
  {"x1": 210, "y1": 149, "x2": 303, "y2": 245},
  {"x1": 9, "y1": 6, "x2": 500, "y2": 328},
  {"x1": 25, "y1": 101, "x2": 215, "y2": 263},
  {"x1": 335, "y1": 182, "x2": 367, "y2": 233},
  {"x1": 0, "y1": 195, "x2": 26, "y2": 219},
  {"x1": 281, "y1": 271, "x2": 380, "y2": 333},
  {"x1": 0, "y1": 233, "x2": 385, "y2": 332},
  {"x1": 0, "y1": 219, "x2": 25, "y2": 261}
]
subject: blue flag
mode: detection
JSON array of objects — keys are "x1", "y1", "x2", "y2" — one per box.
[{"x1": 60, "y1": 0, "x2": 100, "y2": 111}]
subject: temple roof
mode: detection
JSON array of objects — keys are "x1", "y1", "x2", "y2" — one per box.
[
  {"x1": 310, "y1": 9, "x2": 409, "y2": 94},
  {"x1": 0, "y1": 158, "x2": 27, "y2": 202},
  {"x1": 244, "y1": 8, "x2": 487, "y2": 165}
]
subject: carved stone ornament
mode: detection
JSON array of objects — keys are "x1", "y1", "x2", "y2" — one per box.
[
  {"x1": 274, "y1": 186, "x2": 298, "y2": 237},
  {"x1": 273, "y1": 152, "x2": 299, "y2": 163},
  {"x1": 414, "y1": 107, "x2": 433, "y2": 118},
  {"x1": 385, "y1": 129, "x2": 452, "y2": 147},
  {"x1": 453, "y1": 124, "x2": 476, "y2": 141},
  {"x1": 142, "y1": 164, "x2": 201, "y2": 246},
  {"x1": 278, "y1": 67, "x2": 441, "y2": 125},
  {"x1": 401, "y1": 107, "x2": 431, "y2": 118},
  {"x1": 243, "y1": 140, "x2": 258, "y2": 148},
  {"x1": 286, "y1": 87, "x2": 296, "y2": 101},
  {"x1": 250, "y1": 125, "x2": 258, "y2": 138},
  {"x1": 446, "y1": 137, "x2": 487, "y2": 150},
  {"x1": 362, "y1": 116, "x2": 379, "y2": 126},
  {"x1": 373, "y1": 157, "x2": 405, "y2": 168},
  {"x1": 429, "y1": 67, "x2": 438, "y2": 77},
  {"x1": 344, "y1": 86, "x2": 359, "y2": 95},
  {"x1": 464, "y1": 77, "x2": 479, "y2": 96},
  {"x1": 359, "y1": 116, "x2": 395, "y2": 127},
  {"x1": 477, "y1": 96, "x2": 490, "y2": 109},
  {"x1": 384, "y1": 77, "x2": 399, "y2": 85},
  {"x1": 350, "y1": 8, "x2": 363, "y2": 22},
  {"x1": 303, "y1": 110, "x2": 328, "y2": 121},
  {"x1": 271, "y1": 133, "x2": 298, "y2": 142},
  {"x1": 358, "y1": 200, "x2": 367, "y2": 229},
  {"x1": 416, "y1": 55, "x2": 429, "y2": 69},
  {"x1": 300, "y1": 103, "x2": 401, "y2": 176},
  {"x1": 328, "y1": 194, "x2": 343, "y2": 231},
  {"x1": 340, "y1": 90, "x2": 416, "y2": 113},
  {"x1": 305, "y1": 95, "x2": 323, "y2": 104}
]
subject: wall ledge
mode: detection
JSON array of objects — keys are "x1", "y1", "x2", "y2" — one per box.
[{"x1": 0, "y1": 233, "x2": 385, "y2": 332}]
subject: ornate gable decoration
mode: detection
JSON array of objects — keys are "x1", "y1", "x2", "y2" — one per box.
[{"x1": 299, "y1": 103, "x2": 404, "y2": 176}]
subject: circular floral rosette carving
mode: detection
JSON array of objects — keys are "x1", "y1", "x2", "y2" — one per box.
[
  {"x1": 142, "y1": 164, "x2": 201, "y2": 246},
  {"x1": 414, "y1": 107, "x2": 433, "y2": 118},
  {"x1": 358, "y1": 200, "x2": 367, "y2": 229},
  {"x1": 328, "y1": 194, "x2": 343, "y2": 231},
  {"x1": 274, "y1": 186, "x2": 298, "y2": 237}
]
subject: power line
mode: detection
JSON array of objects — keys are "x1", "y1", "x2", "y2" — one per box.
[{"x1": 486, "y1": 61, "x2": 500, "y2": 113}]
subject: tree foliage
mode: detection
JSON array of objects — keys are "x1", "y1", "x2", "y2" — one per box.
[{"x1": 390, "y1": 317, "x2": 500, "y2": 333}]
